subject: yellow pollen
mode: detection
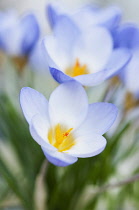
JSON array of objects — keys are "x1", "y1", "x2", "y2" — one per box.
[
  {"x1": 48, "y1": 124, "x2": 75, "y2": 152},
  {"x1": 65, "y1": 58, "x2": 89, "y2": 77}
]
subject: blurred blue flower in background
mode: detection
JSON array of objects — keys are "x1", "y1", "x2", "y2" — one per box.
[
  {"x1": 20, "y1": 81, "x2": 118, "y2": 166},
  {"x1": 43, "y1": 14, "x2": 131, "y2": 86},
  {"x1": 47, "y1": 3, "x2": 122, "y2": 32},
  {"x1": 114, "y1": 24, "x2": 139, "y2": 99},
  {"x1": 0, "y1": 10, "x2": 40, "y2": 56}
]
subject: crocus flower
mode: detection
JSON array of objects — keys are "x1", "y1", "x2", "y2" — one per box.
[
  {"x1": 20, "y1": 81, "x2": 118, "y2": 166},
  {"x1": 114, "y1": 24, "x2": 139, "y2": 99},
  {"x1": 0, "y1": 10, "x2": 40, "y2": 56},
  {"x1": 43, "y1": 16, "x2": 131, "y2": 86},
  {"x1": 47, "y1": 3, "x2": 122, "y2": 32}
]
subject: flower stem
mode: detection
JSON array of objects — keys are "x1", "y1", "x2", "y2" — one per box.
[
  {"x1": 96, "y1": 173, "x2": 139, "y2": 194},
  {"x1": 34, "y1": 160, "x2": 48, "y2": 210}
]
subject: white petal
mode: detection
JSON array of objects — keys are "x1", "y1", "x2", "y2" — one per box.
[
  {"x1": 73, "y1": 26, "x2": 113, "y2": 72},
  {"x1": 49, "y1": 81, "x2": 88, "y2": 129},
  {"x1": 29, "y1": 114, "x2": 55, "y2": 150},
  {"x1": 66, "y1": 133, "x2": 106, "y2": 158},
  {"x1": 44, "y1": 15, "x2": 80, "y2": 72},
  {"x1": 44, "y1": 35, "x2": 71, "y2": 71},
  {"x1": 53, "y1": 15, "x2": 80, "y2": 54},
  {"x1": 42, "y1": 146, "x2": 78, "y2": 167},
  {"x1": 75, "y1": 103, "x2": 118, "y2": 136},
  {"x1": 20, "y1": 87, "x2": 49, "y2": 124}
]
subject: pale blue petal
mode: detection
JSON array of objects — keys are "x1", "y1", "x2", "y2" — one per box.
[
  {"x1": 73, "y1": 6, "x2": 121, "y2": 31},
  {"x1": 20, "y1": 87, "x2": 48, "y2": 124},
  {"x1": 49, "y1": 81, "x2": 88, "y2": 129},
  {"x1": 67, "y1": 133, "x2": 106, "y2": 158},
  {"x1": 47, "y1": 4, "x2": 121, "y2": 31},
  {"x1": 44, "y1": 35, "x2": 71, "y2": 71},
  {"x1": 104, "y1": 48, "x2": 132, "y2": 79},
  {"x1": 0, "y1": 11, "x2": 22, "y2": 55},
  {"x1": 73, "y1": 26, "x2": 113, "y2": 72},
  {"x1": 42, "y1": 147, "x2": 78, "y2": 166},
  {"x1": 53, "y1": 15, "x2": 80, "y2": 54},
  {"x1": 114, "y1": 24, "x2": 139, "y2": 49},
  {"x1": 74, "y1": 71, "x2": 106, "y2": 86},
  {"x1": 29, "y1": 40, "x2": 49, "y2": 73},
  {"x1": 29, "y1": 114, "x2": 56, "y2": 150},
  {"x1": 74, "y1": 48, "x2": 131, "y2": 86},
  {"x1": 50, "y1": 67, "x2": 73, "y2": 83},
  {"x1": 44, "y1": 16, "x2": 79, "y2": 71},
  {"x1": 20, "y1": 13, "x2": 40, "y2": 54},
  {"x1": 75, "y1": 103, "x2": 118, "y2": 136},
  {"x1": 96, "y1": 6, "x2": 122, "y2": 30},
  {"x1": 124, "y1": 50, "x2": 139, "y2": 97},
  {"x1": 0, "y1": 12, "x2": 39, "y2": 55},
  {"x1": 47, "y1": 4, "x2": 59, "y2": 28}
]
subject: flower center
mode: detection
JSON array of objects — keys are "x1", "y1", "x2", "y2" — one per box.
[
  {"x1": 65, "y1": 58, "x2": 89, "y2": 77},
  {"x1": 48, "y1": 124, "x2": 75, "y2": 152}
]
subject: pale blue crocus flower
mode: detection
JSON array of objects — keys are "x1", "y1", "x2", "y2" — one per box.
[
  {"x1": 20, "y1": 81, "x2": 118, "y2": 167},
  {"x1": 0, "y1": 10, "x2": 40, "y2": 56},
  {"x1": 114, "y1": 24, "x2": 139, "y2": 98},
  {"x1": 43, "y1": 16, "x2": 131, "y2": 86},
  {"x1": 47, "y1": 3, "x2": 122, "y2": 32}
]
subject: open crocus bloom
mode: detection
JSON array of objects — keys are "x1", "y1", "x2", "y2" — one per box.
[
  {"x1": 47, "y1": 3, "x2": 122, "y2": 32},
  {"x1": 44, "y1": 16, "x2": 131, "y2": 86},
  {"x1": 114, "y1": 24, "x2": 139, "y2": 98},
  {"x1": 20, "y1": 81, "x2": 118, "y2": 166},
  {"x1": 0, "y1": 11, "x2": 39, "y2": 56}
]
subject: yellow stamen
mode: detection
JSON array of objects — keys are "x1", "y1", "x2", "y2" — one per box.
[
  {"x1": 48, "y1": 124, "x2": 74, "y2": 152},
  {"x1": 65, "y1": 58, "x2": 89, "y2": 77},
  {"x1": 12, "y1": 56, "x2": 28, "y2": 74},
  {"x1": 124, "y1": 92, "x2": 139, "y2": 112}
]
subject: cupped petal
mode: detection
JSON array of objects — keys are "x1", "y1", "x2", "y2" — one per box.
[
  {"x1": 20, "y1": 87, "x2": 49, "y2": 124},
  {"x1": 74, "y1": 70, "x2": 105, "y2": 86},
  {"x1": 114, "y1": 24, "x2": 139, "y2": 49},
  {"x1": 42, "y1": 146, "x2": 78, "y2": 166},
  {"x1": 53, "y1": 15, "x2": 80, "y2": 53},
  {"x1": 20, "y1": 13, "x2": 40, "y2": 54},
  {"x1": 74, "y1": 48, "x2": 131, "y2": 86},
  {"x1": 42, "y1": 40, "x2": 59, "y2": 69},
  {"x1": 29, "y1": 114, "x2": 55, "y2": 150},
  {"x1": 49, "y1": 81, "x2": 88, "y2": 129},
  {"x1": 75, "y1": 103, "x2": 118, "y2": 136},
  {"x1": 73, "y1": 26, "x2": 113, "y2": 72},
  {"x1": 104, "y1": 48, "x2": 132, "y2": 79},
  {"x1": 44, "y1": 16, "x2": 79, "y2": 71},
  {"x1": 66, "y1": 133, "x2": 106, "y2": 158},
  {"x1": 44, "y1": 35, "x2": 71, "y2": 71},
  {"x1": 50, "y1": 67, "x2": 73, "y2": 83}
]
